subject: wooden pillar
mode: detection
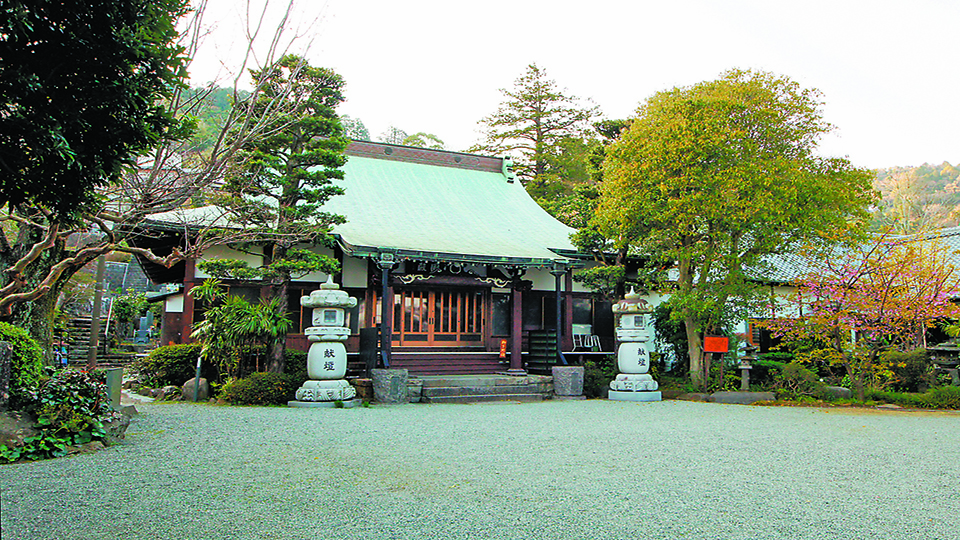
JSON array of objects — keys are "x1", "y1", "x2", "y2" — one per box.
[
  {"x1": 376, "y1": 255, "x2": 395, "y2": 368},
  {"x1": 508, "y1": 279, "x2": 524, "y2": 374},
  {"x1": 564, "y1": 271, "x2": 574, "y2": 351},
  {"x1": 333, "y1": 243, "x2": 344, "y2": 286},
  {"x1": 550, "y1": 263, "x2": 568, "y2": 366}
]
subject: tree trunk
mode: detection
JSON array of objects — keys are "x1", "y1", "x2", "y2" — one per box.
[
  {"x1": 9, "y1": 292, "x2": 58, "y2": 364},
  {"x1": 685, "y1": 314, "x2": 705, "y2": 389},
  {"x1": 845, "y1": 360, "x2": 864, "y2": 402},
  {"x1": 259, "y1": 240, "x2": 286, "y2": 374},
  {"x1": 1, "y1": 233, "x2": 73, "y2": 361},
  {"x1": 266, "y1": 277, "x2": 288, "y2": 374}
]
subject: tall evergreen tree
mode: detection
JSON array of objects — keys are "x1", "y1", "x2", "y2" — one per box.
[
  {"x1": 209, "y1": 54, "x2": 349, "y2": 374},
  {"x1": 0, "y1": 0, "x2": 189, "y2": 218},
  {"x1": 470, "y1": 63, "x2": 599, "y2": 186},
  {"x1": 340, "y1": 115, "x2": 370, "y2": 141}
]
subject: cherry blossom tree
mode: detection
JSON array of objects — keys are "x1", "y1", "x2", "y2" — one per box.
[{"x1": 767, "y1": 232, "x2": 960, "y2": 399}]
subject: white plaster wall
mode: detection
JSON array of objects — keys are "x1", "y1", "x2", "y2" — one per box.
[
  {"x1": 640, "y1": 292, "x2": 672, "y2": 314},
  {"x1": 525, "y1": 268, "x2": 556, "y2": 291},
  {"x1": 165, "y1": 293, "x2": 184, "y2": 313},
  {"x1": 342, "y1": 256, "x2": 367, "y2": 288}
]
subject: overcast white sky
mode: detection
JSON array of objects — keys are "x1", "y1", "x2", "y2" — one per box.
[{"x1": 191, "y1": 0, "x2": 960, "y2": 170}]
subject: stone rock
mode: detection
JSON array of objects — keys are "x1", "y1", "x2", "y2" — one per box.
[
  {"x1": 115, "y1": 404, "x2": 138, "y2": 416},
  {"x1": 103, "y1": 413, "x2": 131, "y2": 445},
  {"x1": 351, "y1": 378, "x2": 374, "y2": 401},
  {"x1": 552, "y1": 366, "x2": 585, "y2": 396},
  {"x1": 0, "y1": 409, "x2": 39, "y2": 449},
  {"x1": 822, "y1": 386, "x2": 852, "y2": 400},
  {"x1": 408, "y1": 378, "x2": 423, "y2": 403},
  {"x1": 158, "y1": 385, "x2": 181, "y2": 400},
  {"x1": 709, "y1": 391, "x2": 775, "y2": 405},
  {"x1": 181, "y1": 378, "x2": 209, "y2": 402},
  {"x1": 78, "y1": 441, "x2": 106, "y2": 453},
  {"x1": 660, "y1": 389, "x2": 686, "y2": 400},
  {"x1": 372, "y1": 369, "x2": 409, "y2": 404}
]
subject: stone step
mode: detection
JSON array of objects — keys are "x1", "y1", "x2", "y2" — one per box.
[
  {"x1": 421, "y1": 384, "x2": 552, "y2": 398},
  {"x1": 421, "y1": 393, "x2": 547, "y2": 404},
  {"x1": 418, "y1": 375, "x2": 551, "y2": 388}
]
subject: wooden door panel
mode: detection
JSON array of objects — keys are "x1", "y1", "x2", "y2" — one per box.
[{"x1": 388, "y1": 288, "x2": 485, "y2": 346}]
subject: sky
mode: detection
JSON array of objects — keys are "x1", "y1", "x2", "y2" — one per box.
[{"x1": 189, "y1": 0, "x2": 960, "y2": 170}]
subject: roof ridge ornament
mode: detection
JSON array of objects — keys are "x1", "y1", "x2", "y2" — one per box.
[{"x1": 502, "y1": 156, "x2": 516, "y2": 183}]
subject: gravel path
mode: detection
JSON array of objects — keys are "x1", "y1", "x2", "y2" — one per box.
[{"x1": 2, "y1": 399, "x2": 959, "y2": 540}]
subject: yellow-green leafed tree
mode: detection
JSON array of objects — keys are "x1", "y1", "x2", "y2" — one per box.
[{"x1": 595, "y1": 69, "x2": 877, "y2": 387}]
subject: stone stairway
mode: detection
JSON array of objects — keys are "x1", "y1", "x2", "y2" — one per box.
[
  {"x1": 64, "y1": 317, "x2": 151, "y2": 368},
  {"x1": 417, "y1": 374, "x2": 554, "y2": 404}
]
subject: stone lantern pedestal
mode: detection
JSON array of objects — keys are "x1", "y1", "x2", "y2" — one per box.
[
  {"x1": 608, "y1": 288, "x2": 661, "y2": 402},
  {"x1": 288, "y1": 277, "x2": 361, "y2": 408}
]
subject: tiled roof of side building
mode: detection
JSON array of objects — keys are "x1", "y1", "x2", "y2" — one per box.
[{"x1": 750, "y1": 227, "x2": 960, "y2": 285}]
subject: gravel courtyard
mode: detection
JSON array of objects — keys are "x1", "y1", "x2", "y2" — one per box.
[{"x1": 1, "y1": 399, "x2": 958, "y2": 540}]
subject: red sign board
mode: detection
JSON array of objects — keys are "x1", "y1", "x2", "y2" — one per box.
[
  {"x1": 703, "y1": 336, "x2": 729, "y2": 353},
  {"x1": 499, "y1": 339, "x2": 508, "y2": 358}
]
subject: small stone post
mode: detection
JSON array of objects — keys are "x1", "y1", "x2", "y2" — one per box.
[{"x1": 738, "y1": 345, "x2": 757, "y2": 391}]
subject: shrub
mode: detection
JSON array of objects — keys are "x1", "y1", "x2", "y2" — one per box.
[
  {"x1": 0, "y1": 369, "x2": 123, "y2": 463},
  {"x1": 0, "y1": 321, "x2": 45, "y2": 394},
  {"x1": 865, "y1": 389, "x2": 927, "y2": 408},
  {"x1": 218, "y1": 372, "x2": 299, "y2": 405},
  {"x1": 134, "y1": 343, "x2": 215, "y2": 387},
  {"x1": 774, "y1": 362, "x2": 825, "y2": 399},
  {"x1": 880, "y1": 348, "x2": 931, "y2": 392},
  {"x1": 653, "y1": 303, "x2": 688, "y2": 375},
  {"x1": 758, "y1": 351, "x2": 794, "y2": 362},
  {"x1": 284, "y1": 349, "x2": 309, "y2": 385},
  {"x1": 750, "y1": 359, "x2": 786, "y2": 387},
  {"x1": 866, "y1": 386, "x2": 960, "y2": 409},
  {"x1": 583, "y1": 356, "x2": 617, "y2": 398},
  {"x1": 919, "y1": 386, "x2": 960, "y2": 409}
]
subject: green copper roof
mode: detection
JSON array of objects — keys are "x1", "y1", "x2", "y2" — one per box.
[
  {"x1": 144, "y1": 144, "x2": 577, "y2": 266},
  {"x1": 326, "y1": 151, "x2": 576, "y2": 265}
]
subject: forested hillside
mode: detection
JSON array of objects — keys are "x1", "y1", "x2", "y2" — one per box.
[
  {"x1": 184, "y1": 86, "x2": 243, "y2": 154},
  {"x1": 872, "y1": 162, "x2": 960, "y2": 232}
]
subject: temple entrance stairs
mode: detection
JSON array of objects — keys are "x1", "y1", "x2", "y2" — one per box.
[{"x1": 416, "y1": 374, "x2": 553, "y2": 404}]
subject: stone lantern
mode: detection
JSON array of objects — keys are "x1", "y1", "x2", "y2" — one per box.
[
  {"x1": 288, "y1": 276, "x2": 359, "y2": 407},
  {"x1": 608, "y1": 288, "x2": 662, "y2": 402}
]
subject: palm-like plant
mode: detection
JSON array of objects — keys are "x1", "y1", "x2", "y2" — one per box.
[{"x1": 190, "y1": 279, "x2": 292, "y2": 378}]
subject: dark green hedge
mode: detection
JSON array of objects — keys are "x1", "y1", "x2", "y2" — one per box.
[
  {"x1": 134, "y1": 344, "x2": 215, "y2": 387},
  {"x1": 0, "y1": 321, "x2": 44, "y2": 392},
  {"x1": 219, "y1": 372, "x2": 300, "y2": 405}
]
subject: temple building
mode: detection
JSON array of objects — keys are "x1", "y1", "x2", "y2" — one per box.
[{"x1": 135, "y1": 141, "x2": 615, "y2": 375}]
